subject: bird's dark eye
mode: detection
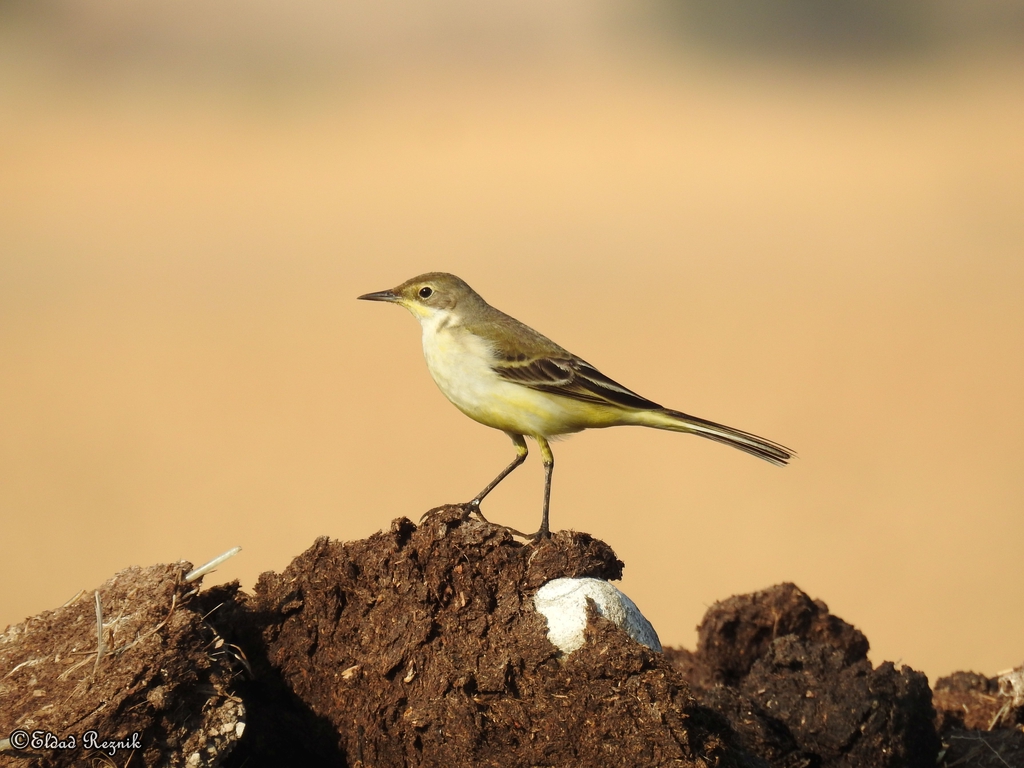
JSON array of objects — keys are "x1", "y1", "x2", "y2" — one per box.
[{"x1": 419, "y1": 286, "x2": 433, "y2": 299}]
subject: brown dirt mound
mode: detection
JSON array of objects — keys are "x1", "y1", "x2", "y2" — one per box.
[
  {"x1": 665, "y1": 583, "x2": 940, "y2": 768},
  {"x1": 219, "y1": 506, "x2": 755, "y2": 767},
  {"x1": 0, "y1": 563, "x2": 244, "y2": 768},
  {"x1": 932, "y1": 669, "x2": 1024, "y2": 768},
  {"x1": 691, "y1": 582, "x2": 870, "y2": 685},
  {"x1": 932, "y1": 670, "x2": 1006, "y2": 731}
]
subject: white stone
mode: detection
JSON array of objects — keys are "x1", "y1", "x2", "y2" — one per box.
[{"x1": 533, "y1": 577, "x2": 661, "y2": 655}]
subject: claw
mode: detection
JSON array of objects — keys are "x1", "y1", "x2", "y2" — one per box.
[
  {"x1": 461, "y1": 499, "x2": 490, "y2": 523},
  {"x1": 493, "y1": 524, "x2": 550, "y2": 541}
]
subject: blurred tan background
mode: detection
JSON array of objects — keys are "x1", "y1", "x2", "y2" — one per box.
[{"x1": 2, "y1": 1, "x2": 1022, "y2": 683}]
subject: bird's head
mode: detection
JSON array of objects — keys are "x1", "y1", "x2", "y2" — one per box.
[{"x1": 358, "y1": 272, "x2": 480, "y2": 321}]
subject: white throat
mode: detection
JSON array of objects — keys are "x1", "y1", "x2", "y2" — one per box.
[{"x1": 414, "y1": 306, "x2": 503, "y2": 418}]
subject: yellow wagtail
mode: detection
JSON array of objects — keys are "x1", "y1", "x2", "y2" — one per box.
[{"x1": 359, "y1": 272, "x2": 792, "y2": 539}]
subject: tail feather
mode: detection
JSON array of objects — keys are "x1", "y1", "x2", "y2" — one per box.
[{"x1": 639, "y1": 408, "x2": 793, "y2": 466}]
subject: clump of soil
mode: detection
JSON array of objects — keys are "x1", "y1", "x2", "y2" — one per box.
[
  {"x1": 0, "y1": 563, "x2": 244, "y2": 768},
  {"x1": 688, "y1": 582, "x2": 871, "y2": 685},
  {"x1": 664, "y1": 583, "x2": 940, "y2": 768},
  {"x1": 932, "y1": 670, "x2": 1009, "y2": 731},
  {"x1": 931, "y1": 669, "x2": 1024, "y2": 768},
  {"x1": 219, "y1": 506, "x2": 753, "y2": 767}
]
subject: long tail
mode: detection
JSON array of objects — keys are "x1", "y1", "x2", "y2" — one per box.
[{"x1": 632, "y1": 408, "x2": 793, "y2": 466}]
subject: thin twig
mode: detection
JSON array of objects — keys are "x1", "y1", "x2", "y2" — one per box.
[
  {"x1": 93, "y1": 591, "x2": 105, "y2": 675},
  {"x1": 60, "y1": 589, "x2": 86, "y2": 609},
  {"x1": 4, "y1": 658, "x2": 41, "y2": 678},
  {"x1": 57, "y1": 654, "x2": 94, "y2": 681},
  {"x1": 185, "y1": 546, "x2": 242, "y2": 583},
  {"x1": 988, "y1": 701, "x2": 1012, "y2": 731},
  {"x1": 201, "y1": 601, "x2": 227, "y2": 621},
  {"x1": 948, "y1": 733, "x2": 1013, "y2": 768},
  {"x1": 110, "y1": 592, "x2": 178, "y2": 657}
]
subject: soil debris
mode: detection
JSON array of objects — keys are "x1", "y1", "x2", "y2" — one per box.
[
  {"x1": 0, "y1": 563, "x2": 244, "y2": 768},
  {"x1": 932, "y1": 666, "x2": 1024, "y2": 768},
  {"x1": 691, "y1": 582, "x2": 870, "y2": 686},
  {"x1": 665, "y1": 583, "x2": 940, "y2": 768},
  {"x1": 224, "y1": 506, "x2": 752, "y2": 767},
  {"x1": 933, "y1": 671, "x2": 1004, "y2": 731}
]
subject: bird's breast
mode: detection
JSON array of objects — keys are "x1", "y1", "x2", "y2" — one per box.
[
  {"x1": 421, "y1": 325, "x2": 501, "y2": 416},
  {"x1": 419, "y1": 323, "x2": 603, "y2": 437}
]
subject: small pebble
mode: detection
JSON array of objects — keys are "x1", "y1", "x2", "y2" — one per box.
[{"x1": 533, "y1": 577, "x2": 661, "y2": 655}]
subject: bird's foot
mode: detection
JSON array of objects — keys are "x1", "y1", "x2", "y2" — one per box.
[
  {"x1": 418, "y1": 503, "x2": 481, "y2": 526},
  {"x1": 492, "y1": 523, "x2": 550, "y2": 542},
  {"x1": 419, "y1": 500, "x2": 493, "y2": 527},
  {"x1": 435, "y1": 500, "x2": 551, "y2": 542},
  {"x1": 418, "y1": 506, "x2": 448, "y2": 525},
  {"x1": 525, "y1": 526, "x2": 552, "y2": 542},
  {"x1": 460, "y1": 498, "x2": 490, "y2": 523},
  {"x1": 417, "y1": 501, "x2": 489, "y2": 528}
]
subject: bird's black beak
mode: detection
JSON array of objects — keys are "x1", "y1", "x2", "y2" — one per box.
[{"x1": 357, "y1": 289, "x2": 400, "y2": 302}]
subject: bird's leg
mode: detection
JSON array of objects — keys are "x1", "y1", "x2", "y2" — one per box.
[
  {"x1": 531, "y1": 437, "x2": 555, "y2": 540},
  {"x1": 463, "y1": 434, "x2": 528, "y2": 522},
  {"x1": 487, "y1": 437, "x2": 555, "y2": 540}
]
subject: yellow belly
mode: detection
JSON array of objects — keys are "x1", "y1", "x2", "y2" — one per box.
[{"x1": 421, "y1": 324, "x2": 621, "y2": 437}]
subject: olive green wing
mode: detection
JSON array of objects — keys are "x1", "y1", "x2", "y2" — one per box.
[
  {"x1": 468, "y1": 303, "x2": 662, "y2": 410},
  {"x1": 493, "y1": 356, "x2": 662, "y2": 411}
]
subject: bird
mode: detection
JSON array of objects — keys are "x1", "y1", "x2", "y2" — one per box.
[{"x1": 358, "y1": 272, "x2": 792, "y2": 539}]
